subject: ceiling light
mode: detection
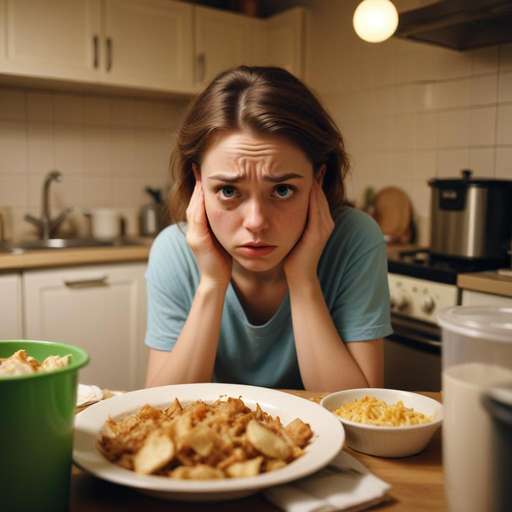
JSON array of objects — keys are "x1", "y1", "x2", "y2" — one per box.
[{"x1": 353, "y1": 0, "x2": 399, "y2": 43}]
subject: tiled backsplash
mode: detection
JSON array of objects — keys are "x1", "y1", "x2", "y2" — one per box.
[
  {"x1": 305, "y1": 0, "x2": 512, "y2": 245},
  {"x1": 0, "y1": 89, "x2": 187, "y2": 240}
]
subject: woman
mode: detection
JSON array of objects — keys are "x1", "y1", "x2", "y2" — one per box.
[{"x1": 145, "y1": 66, "x2": 392, "y2": 391}]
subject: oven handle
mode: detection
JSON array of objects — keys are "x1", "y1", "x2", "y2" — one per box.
[{"x1": 391, "y1": 316, "x2": 442, "y2": 348}]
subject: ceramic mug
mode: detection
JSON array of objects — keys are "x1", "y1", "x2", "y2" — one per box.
[{"x1": 83, "y1": 208, "x2": 121, "y2": 239}]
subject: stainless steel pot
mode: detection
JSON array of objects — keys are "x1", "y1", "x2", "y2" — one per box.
[{"x1": 429, "y1": 170, "x2": 512, "y2": 260}]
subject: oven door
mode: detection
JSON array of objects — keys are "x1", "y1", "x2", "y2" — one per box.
[{"x1": 384, "y1": 314, "x2": 442, "y2": 392}]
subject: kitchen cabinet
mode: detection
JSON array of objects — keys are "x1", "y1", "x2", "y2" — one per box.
[
  {"x1": 194, "y1": 5, "x2": 253, "y2": 87},
  {"x1": 0, "y1": 273, "x2": 23, "y2": 340},
  {"x1": 0, "y1": 0, "x2": 194, "y2": 94},
  {"x1": 23, "y1": 262, "x2": 148, "y2": 391},
  {"x1": 462, "y1": 289, "x2": 512, "y2": 307}
]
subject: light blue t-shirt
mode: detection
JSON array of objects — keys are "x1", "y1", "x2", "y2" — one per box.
[{"x1": 145, "y1": 207, "x2": 392, "y2": 389}]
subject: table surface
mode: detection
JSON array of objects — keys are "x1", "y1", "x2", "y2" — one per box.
[{"x1": 71, "y1": 390, "x2": 444, "y2": 512}]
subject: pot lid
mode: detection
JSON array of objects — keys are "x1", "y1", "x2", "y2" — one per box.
[{"x1": 429, "y1": 169, "x2": 512, "y2": 188}]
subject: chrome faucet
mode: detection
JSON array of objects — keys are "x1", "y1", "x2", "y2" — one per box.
[{"x1": 24, "y1": 171, "x2": 73, "y2": 239}]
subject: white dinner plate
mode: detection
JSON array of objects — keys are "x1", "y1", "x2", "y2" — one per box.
[{"x1": 73, "y1": 383, "x2": 345, "y2": 502}]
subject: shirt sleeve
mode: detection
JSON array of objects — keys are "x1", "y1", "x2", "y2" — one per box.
[{"x1": 144, "y1": 227, "x2": 195, "y2": 352}]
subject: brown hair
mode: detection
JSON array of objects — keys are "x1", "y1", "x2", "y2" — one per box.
[{"x1": 169, "y1": 65, "x2": 350, "y2": 223}]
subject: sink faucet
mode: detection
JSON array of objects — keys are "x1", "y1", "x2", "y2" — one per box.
[{"x1": 24, "y1": 171, "x2": 73, "y2": 239}]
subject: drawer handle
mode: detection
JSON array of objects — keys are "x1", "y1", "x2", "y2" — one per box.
[{"x1": 64, "y1": 275, "x2": 108, "y2": 287}]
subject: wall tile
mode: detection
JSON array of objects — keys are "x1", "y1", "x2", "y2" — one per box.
[
  {"x1": 498, "y1": 72, "x2": 512, "y2": 103},
  {"x1": 471, "y1": 75, "x2": 498, "y2": 106},
  {"x1": 111, "y1": 99, "x2": 136, "y2": 127},
  {"x1": 414, "y1": 112, "x2": 437, "y2": 149},
  {"x1": 495, "y1": 148, "x2": 512, "y2": 179},
  {"x1": 438, "y1": 109, "x2": 471, "y2": 148},
  {"x1": 0, "y1": 89, "x2": 26, "y2": 120},
  {"x1": 438, "y1": 79, "x2": 471, "y2": 109},
  {"x1": 389, "y1": 151, "x2": 414, "y2": 192},
  {"x1": 110, "y1": 128, "x2": 137, "y2": 176},
  {"x1": 438, "y1": 149, "x2": 469, "y2": 177},
  {"x1": 53, "y1": 94, "x2": 84, "y2": 124},
  {"x1": 54, "y1": 124, "x2": 83, "y2": 174},
  {"x1": 27, "y1": 92, "x2": 53, "y2": 122},
  {"x1": 497, "y1": 104, "x2": 512, "y2": 145},
  {"x1": 469, "y1": 107, "x2": 496, "y2": 147},
  {"x1": 436, "y1": 49, "x2": 472, "y2": 80},
  {"x1": 0, "y1": 120, "x2": 28, "y2": 174},
  {"x1": 411, "y1": 83, "x2": 436, "y2": 112},
  {"x1": 472, "y1": 46, "x2": 499, "y2": 75},
  {"x1": 468, "y1": 148, "x2": 495, "y2": 177},
  {"x1": 82, "y1": 176, "x2": 112, "y2": 208},
  {"x1": 371, "y1": 116, "x2": 393, "y2": 151},
  {"x1": 393, "y1": 85, "x2": 413, "y2": 114},
  {"x1": 0, "y1": 176, "x2": 28, "y2": 207},
  {"x1": 83, "y1": 126, "x2": 110, "y2": 175},
  {"x1": 28, "y1": 122, "x2": 54, "y2": 174},
  {"x1": 84, "y1": 96, "x2": 111, "y2": 126},
  {"x1": 412, "y1": 151, "x2": 436, "y2": 217},
  {"x1": 392, "y1": 113, "x2": 414, "y2": 150},
  {"x1": 110, "y1": 176, "x2": 136, "y2": 208}
]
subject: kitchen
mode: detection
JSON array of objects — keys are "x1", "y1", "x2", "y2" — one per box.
[{"x1": 1, "y1": 0, "x2": 512, "y2": 511}]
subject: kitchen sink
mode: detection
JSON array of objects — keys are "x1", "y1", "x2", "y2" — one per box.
[{"x1": 0, "y1": 237, "x2": 150, "y2": 254}]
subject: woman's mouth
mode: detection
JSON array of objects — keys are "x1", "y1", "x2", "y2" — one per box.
[{"x1": 238, "y1": 244, "x2": 277, "y2": 257}]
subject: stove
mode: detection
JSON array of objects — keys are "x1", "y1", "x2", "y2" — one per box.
[{"x1": 384, "y1": 248, "x2": 506, "y2": 392}]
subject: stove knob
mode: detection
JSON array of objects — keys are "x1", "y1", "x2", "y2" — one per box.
[
  {"x1": 397, "y1": 294, "x2": 410, "y2": 311},
  {"x1": 421, "y1": 295, "x2": 435, "y2": 313}
]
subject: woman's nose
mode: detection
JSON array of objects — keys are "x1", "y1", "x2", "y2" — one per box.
[{"x1": 242, "y1": 200, "x2": 270, "y2": 233}]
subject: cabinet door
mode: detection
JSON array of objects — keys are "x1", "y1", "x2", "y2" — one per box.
[
  {"x1": 265, "y1": 7, "x2": 307, "y2": 79},
  {"x1": 2, "y1": 0, "x2": 101, "y2": 82},
  {"x1": 0, "y1": 273, "x2": 23, "y2": 340},
  {"x1": 462, "y1": 290, "x2": 512, "y2": 307},
  {"x1": 195, "y1": 6, "x2": 252, "y2": 87},
  {"x1": 23, "y1": 263, "x2": 148, "y2": 391},
  {"x1": 103, "y1": 0, "x2": 194, "y2": 93}
]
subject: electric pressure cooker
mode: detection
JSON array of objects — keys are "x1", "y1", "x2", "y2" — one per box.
[{"x1": 429, "y1": 170, "x2": 512, "y2": 260}]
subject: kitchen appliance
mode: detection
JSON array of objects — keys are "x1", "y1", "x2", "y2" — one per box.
[
  {"x1": 385, "y1": 248, "x2": 507, "y2": 391},
  {"x1": 83, "y1": 208, "x2": 121, "y2": 240},
  {"x1": 437, "y1": 306, "x2": 512, "y2": 512},
  {"x1": 429, "y1": 170, "x2": 512, "y2": 261},
  {"x1": 140, "y1": 187, "x2": 164, "y2": 237},
  {"x1": 394, "y1": 0, "x2": 512, "y2": 51}
]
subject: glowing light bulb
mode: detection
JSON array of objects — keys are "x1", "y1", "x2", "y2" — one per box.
[{"x1": 353, "y1": 0, "x2": 399, "y2": 43}]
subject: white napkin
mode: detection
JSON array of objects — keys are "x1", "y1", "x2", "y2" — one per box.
[
  {"x1": 263, "y1": 451, "x2": 391, "y2": 512},
  {"x1": 77, "y1": 384, "x2": 103, "y2": 407}
]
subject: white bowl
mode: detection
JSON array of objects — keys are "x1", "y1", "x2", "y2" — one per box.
[{"x1": 320, "y1": 388, "x2": 443, "y2": 458}]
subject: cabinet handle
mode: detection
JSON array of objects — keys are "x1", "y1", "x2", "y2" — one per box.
[
  {"x1": 64, "y1": 275, "x2": 108, "y2": 287},
  {"x1": 106, "y1": 37, "x2": 113, "y2": 71},
  {"x1": 93, "y1": 36, "x2": 99, "y2": 69},
  {"x1": 198, "y1": 53, "x2": 205, "y2": 83}
]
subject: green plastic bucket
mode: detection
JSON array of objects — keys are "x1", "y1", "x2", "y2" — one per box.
[{"x1": 0, "y1": 340, "x2": 89, "y2": 512}]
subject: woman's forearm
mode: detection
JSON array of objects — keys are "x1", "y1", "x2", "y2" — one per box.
[
  {"x1": 288, "y1": 279, "x2": 371, "y2": 392},
  {"x1": 146, "y1": 280, "x2": 227, "y2": 387}
]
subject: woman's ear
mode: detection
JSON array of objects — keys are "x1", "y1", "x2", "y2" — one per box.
[
  {"x1": 316, "y1": 164, "x2": 326, "y2": 187},
  {"x1": 192, "y1": 163, "x2": 201, "y2": 183}
]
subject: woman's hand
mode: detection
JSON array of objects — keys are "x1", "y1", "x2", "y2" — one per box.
[
  {"x1": 284, "y1": 181, "x2": 334, "y2": 285},
  {"x1": 186, "y1": 181, "x2": 233, "y2": 286}
]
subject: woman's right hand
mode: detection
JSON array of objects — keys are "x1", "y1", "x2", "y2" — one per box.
[{"x1": 186, "y1": 181, "x2": 232, "y2": 287}]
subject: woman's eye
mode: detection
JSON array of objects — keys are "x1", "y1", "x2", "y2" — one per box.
[
  {"x1": 218, "y1": 186, "x2": 238, "y2": 199},
  {"x1": 273, "y1": 185, "x2": 295, "y2": 199}
]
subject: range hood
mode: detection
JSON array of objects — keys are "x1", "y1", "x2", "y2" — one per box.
[{"x1": 394, "y1": 0, "x2": 512, "y2": 51}]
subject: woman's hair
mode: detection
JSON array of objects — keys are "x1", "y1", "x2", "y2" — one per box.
[{"x1": 169, "y1": 65, "x2": 350, "y2": 223}]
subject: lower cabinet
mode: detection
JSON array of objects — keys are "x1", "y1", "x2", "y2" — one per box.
[
  {"x1": 461, "y1": 290, "x2": 512, "y2": 307},
  {"x1": 0, "y1": 273, "x2": 23, "y2": 340},
  {"x1": 23, "y1": 262, "x2": 148, "y2": 391}
]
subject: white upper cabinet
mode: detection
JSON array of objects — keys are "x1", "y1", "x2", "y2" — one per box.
[
  {"x1": 251, "y1": 7, "x2": 308, "y2": 79},
  {"x1": 3, "y1": 0, "x2": 101, "y2": 82},
  {"x1": 103, "y1": 0, "x2": 194, "y2": 93},
  {"x1": 195, "y1": 5, "x2": 252, "y2": 87}
]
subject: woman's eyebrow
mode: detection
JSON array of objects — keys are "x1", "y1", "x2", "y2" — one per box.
[{"x1": 208, "y1": 173, "x2": 304, "y2": 183}]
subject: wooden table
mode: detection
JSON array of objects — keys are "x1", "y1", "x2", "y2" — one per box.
[{"x1": 71, "y1": 391, "x2": 445, "y2": 511}]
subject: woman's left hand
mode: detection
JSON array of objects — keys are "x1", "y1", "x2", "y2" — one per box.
[{"x1": 284, "y1": 181, "x2": 334, "y2": 285}]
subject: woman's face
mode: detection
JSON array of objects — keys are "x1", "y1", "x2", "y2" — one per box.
[{"x1": 198, "y1": 131, "x2": 321, "y2": 274}]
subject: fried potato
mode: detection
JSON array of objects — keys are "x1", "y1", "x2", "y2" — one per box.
[
  {"x1": 246, "y1": 420, "x2": 292, "y2": 460},
  {"x1": 133, "y1": 431, "x2": 175, "y2": 475},
  {"x1": 97, "y1": 396, "x2": 314, "y2": 480}
]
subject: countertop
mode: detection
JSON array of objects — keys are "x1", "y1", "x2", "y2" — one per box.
[
  {"x1": 458, "y1": 270, "x2": 512, "y2": 298},
  {"x1": 71, "y1": 390, "x2": 444, "y2": 512},
  {"x1": 0, "y1": 240, "x2": 152, "y2": 271}
]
